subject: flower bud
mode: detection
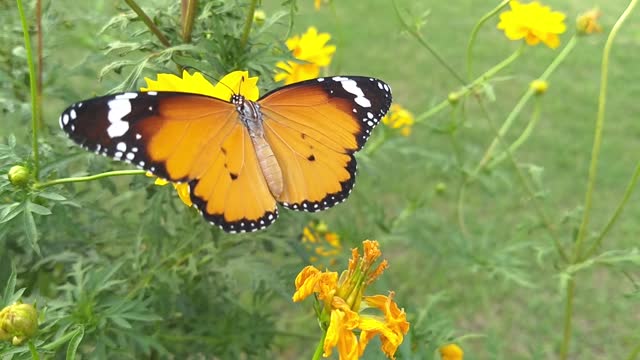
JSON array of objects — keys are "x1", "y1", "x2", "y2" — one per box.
[
  {"x1": 0, "y1": 303, "x2": 38, "y2": 345},
  {"x1": 7, "y1": 165, "x2": 30, "y2": 187},
  {"x1": 448, "y1": 92, "x2": 460, "y2": 105},
  {"x1": 435, "y1": 182, "x2": 447, "y2": 194},
  {"x1": 253, "y1": 9, "x2": 266, "y2": 26},
  {"x1": 530, "y1": 79, "x2": 548, "y2": 95},
  {"x1": 577, "y1": 9, "x2": 602, "y2": 35}
]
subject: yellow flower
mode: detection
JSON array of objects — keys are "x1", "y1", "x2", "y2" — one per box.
[
  {"x1": 440, "y1": 343, "x2": 464, "y2": 360},
  {"x1": 293, "y1": 240, "x2": 410, "y2": 360},
  {"x1": 301, "y1": 221, "x2": 343, "y2": 265},
  {"x1": 530, "y1": 79, "x2": 548, "y2": 95},
  {"x1": 382, "y1": 104, "x2": 414, "y2": 137},
  {"x1": 314, "y1": 0, "x2": 322, "y2": 10},
  {"x1": 275, "y1": 27, "x2": 336, "y2": 85},
  {"x1": 141, "y1": 70, "x2": 261, "y2": 207},
  {"x1": 577, "y1": 8, "x2": 602, "y2": 35},
  {"x1": 497, "y1": 1, "x2": 566, "y2": 49}
]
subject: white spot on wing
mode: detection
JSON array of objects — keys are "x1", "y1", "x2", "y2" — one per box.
[
  {"x1": 107, "y1": 98, "x2": 132, "y2": 138},
  {"x1": 62, "y1": 114, "x2": 69, "y2": 126},
  {"x1": 116, "y1": 142, "x2": 127, "y2": 152},
  {"x1": 337, "y1": 78, "x2": 372, "y2": 108},
  {"x1": 70, "y1": 109, "x2": 77, "y2": 120}
]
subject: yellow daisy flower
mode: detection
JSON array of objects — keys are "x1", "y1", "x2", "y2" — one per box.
[
  {"x1": 497, "y1": 0, "x2": 566, "y2": 49},
  {"x1": 275, "y1": 27, "x2": 336, "y2": 85},
  {"x1": 440, "y1": 343, "x2": 464, "y2": 360},
  {"x1": 576, "y1": 8, "x2": 602, "y2": 35},
  {"x1": 293, "y1": 240, "x2": 410, "y2": 360},
  {"x1": 382, "y1": 104, "x2": 415, "y2": 137},
  {"x1": 141, "y1": 70, "x2": 260, "y2": 207}
]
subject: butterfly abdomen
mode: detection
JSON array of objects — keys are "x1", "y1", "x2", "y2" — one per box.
[{"x1": 251, "y1": 136, "x2": 284, "y2": 197}]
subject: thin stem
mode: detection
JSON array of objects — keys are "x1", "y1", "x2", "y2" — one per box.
[
  {"x1": 466, "y1": 0, "x2": 510, "y2": 79},
  {"x1": 124, "y1": 0, "x2": 171, "y2": 48},
  {"x1": 487, "y1": 98, "x2": 542, "y2": 170},
  {"x1": 28, "y1": 341, "x2": 40, "y2": 360},
  {"x1": 36, "y1": 0, "x2": 43, "y2": 129},
  {"x1": 475, "y1": 36, "x2": 577, "y2": 173},
  {"x1": 583, "y1": 161, "x2": 640, "y2": 260},
  {"x1": 17, "y1": 0, "x2": 40, "y2": 180},
  {"x1": 181, "y1": 0, "x2": 197, "y2": 43},
  {"x1": 415, "y1": 48, "x2": 522, "y2": 124},
  {"x1": 573, "y1": 0, "x2": 638, "y2": 261},
  {"x1": 392, "y1": 0, "x2": 466, "y2": 85},
  {"x1": 239, "y1": 0, "x2": 258, "y2": 48},
  {"x1": 311, "y1": 330, "x2": 327, "y2": 360},
  {"x1": 559, "y1": 278, "x2": 576, "y2": 359},
  {"x1": 35, "y1": 170, "x2": 146, "y2": 189}
]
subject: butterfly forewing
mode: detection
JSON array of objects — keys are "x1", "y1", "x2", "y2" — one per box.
[
  {"x1": 59, "y1": 91, "x2": 278, "y2": 232},
  {"x1": 258, "y1": 76, "x2": 392, "y2": 212}
]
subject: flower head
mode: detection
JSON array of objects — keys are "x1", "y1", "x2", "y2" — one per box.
[
  {"x1": 0, "y1": 303, "x2": 38, "y2": 345},
  {"x1": 440, "y1": 343, "x2": 464, "y2": 360},
  {"x1": 141, "y1": 70, "x2": 260, "y2": 207},
  {"x1": 301, "y1": 220, "x2": 343, "y2": 265},
  {"x1": 293, "y1": 240, "x2": 409, "y2": 359},
  {"x1": 382, "y1": 104, "x2": 414, "y2": 137},
  {"x1": 577, "y1": 8, "x2": 602, "y2": 35},
  {"x1": 275, "y1": 27, "x2": 336, "y2": 84},
  {"x1": 7, "y1": 165, "x2": 30, "y2": 187},
  {"x1": 497, "y1": 1, "x2": 566, "y2": 49},
  {"x1": 530, "y1": 79, "x2": 548, "y2": 95}
]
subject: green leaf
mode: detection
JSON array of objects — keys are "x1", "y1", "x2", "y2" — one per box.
[
  {"x1": 65, "y1": 326, "x2": 84, "y2": 360},
  {"x1": 110, "y1": 316, "x2": 132, "y2": 329},
  {"x1": 0, "y1": 202, "x2": 24, "y2": 224},
  {"x1": 1, "y1": 264, "x2": 16, "y2": 306},
  {"x1": 26, "y1": 201, "x2": 52, "y2": 216},
  {"x1": 36, "y1": 192, "x2": 67, "y2": 201},
  {"x1": 22, "y1": 209, "x2": 40, "y2": 254}
]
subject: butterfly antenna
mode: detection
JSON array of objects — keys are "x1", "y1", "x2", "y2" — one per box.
[{"x1": 182, "y1": 66, "x2": 237, "y2": 95}]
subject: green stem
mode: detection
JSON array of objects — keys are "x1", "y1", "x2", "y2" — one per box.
[
  {"x1": 310, "y1": 330, "x2": 327, "y2": 360},
  {"x1": 487, "y1": 98, "x2": 542, "y2": 170},
  {"x1": 124, "y1": 0, "x2": 171, "y2": 47},
  {"x1": 573, "y1": 0, "x2": 637, "y2": 262},
  {"x1": 35, "y1": 170, "x2": 146, "y2": 189},
  {"x1": 626, "y1": 342, "x2": 640, "y2": 360},
  {"x1": 466, "y1": 0, "x2": 510, "y2": 79},
  {"x1": 239, "y1": 0, "x2": 258, "y2": 48},
  {"x1": 181, "y1": 0, "x2": 197, "y2": 43},
  {"x1": 475, "y1": 36, "x2": 578, "y2": 173},
  {"x1": 559, "y1": 278, "x2": 576, "y2": 359},
  {"x1": 415, "y1": 48, "x2": 522, "y2": 124},
  {"x1": 392, "y1": 0, "x2": 465, "y2": 85},
  {"x1": 36, "y1": 0, "x2": 43, "y2": 129},
  {"x1": 17, "y1": 0, "x2": 40, "y2": 180},
  {"x1": 28, "y1": 341, "x2": 40, "y2": 360},
  {"x1": 583, "y1": 162, "x2": 640, "y2": 260}
]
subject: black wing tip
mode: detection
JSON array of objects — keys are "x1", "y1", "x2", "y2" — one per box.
[{"x1": 280, "y1": 155, "x2": 357, "y2": 213}]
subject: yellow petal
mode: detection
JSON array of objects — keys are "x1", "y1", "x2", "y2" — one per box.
[{"x1": 173, "y1": 183, "x2": 192, "y2": 207}]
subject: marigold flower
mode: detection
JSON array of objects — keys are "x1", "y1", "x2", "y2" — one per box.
[
  {"x1": 440, "y1": 343, "x2": 464, "y2": 360},
  {"x1": 141, "y1": 70, "x2": 260, "y2": 207},
  {"x1": 577, "y1": 8, "x2": 602, "y2": 35},
  {"x1": 0, "y1": 303, "x2": 38, "y2": 345},
  {"x1": 497, "y1": 1, "x2": 566, "y2": 49},
  {"x1": 382, "y1": 104, "x2": 414, "y2": 137},
  {"x1": 293, "y1": 240, "x2": 409, "y2": 360},
  {"x1": 275, "y1": 27, "x2": 336, "y2": 84}
]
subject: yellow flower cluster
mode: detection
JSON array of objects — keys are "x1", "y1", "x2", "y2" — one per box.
[
  {"x1": 497, "y1": 0, "x2": 566, "y2": 49},
  {"x1": 275, "y1": 27, "x2": 336, "y2": 84},
  {"x1": 382, "y1": 104, "x2": 415, "y2": 137},
  {"x1": 301, "y1": 220, "x2": 343, "y2": 266},
  {"x1": 293, "y1": 240, "x2": 409, "y2": 359}
]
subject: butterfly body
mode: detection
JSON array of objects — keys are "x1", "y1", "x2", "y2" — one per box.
[{"x1": 60, "y1": 75, "x2": 392, "y2": 233}]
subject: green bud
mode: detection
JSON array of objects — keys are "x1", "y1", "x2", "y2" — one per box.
[
  {"x1": 0, "y1": 303, "x2": 38, "y2": 345},
  {"x1": 447, "y1": 92, "x2": 460, "y2": 105},
  {"x1": 253, "y1": 9, "x2": 266, "y2": 26},
  {"x1": 435, "y1": 182, "x2": 447, "y2": 194},
  {"x1": 7, "y1": 165, "x2": 30, "y2": 187}
]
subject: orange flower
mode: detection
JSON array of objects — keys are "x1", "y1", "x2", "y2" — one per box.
[
  {"x1": 293, "y1": 240, "x2": 409, "y2": 359},
  {"x1": 497, "y1": 1, "x2": 566, "y2": 49}
]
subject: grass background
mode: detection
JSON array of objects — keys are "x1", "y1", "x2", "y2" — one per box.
[{"x1": 2, "y1": 0, "x2": 640, "y2": 358}]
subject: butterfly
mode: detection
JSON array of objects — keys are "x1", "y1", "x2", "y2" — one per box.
[{"x1": 59, "y1": 74, "x2": 392, "y2": 233}]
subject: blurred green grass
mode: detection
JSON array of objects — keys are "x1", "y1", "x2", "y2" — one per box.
[{"x1": 2, "y1": 0, "x2": 640, "y2": 358}]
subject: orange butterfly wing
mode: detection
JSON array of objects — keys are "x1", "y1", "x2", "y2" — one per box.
[
  {"x1": 258, "y1": 76, "x2": 392, "y2": 211},
  {"x1": 60, "y1": 92, "x2": 278, "y2": 232}
]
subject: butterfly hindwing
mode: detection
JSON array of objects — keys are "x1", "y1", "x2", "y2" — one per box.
[
  {"x1": 60, "y1": 91, "x2": 278, "y2": 232},
  {"x1": 258, "y1": 76, "x2": 392, "y2": 211}
]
